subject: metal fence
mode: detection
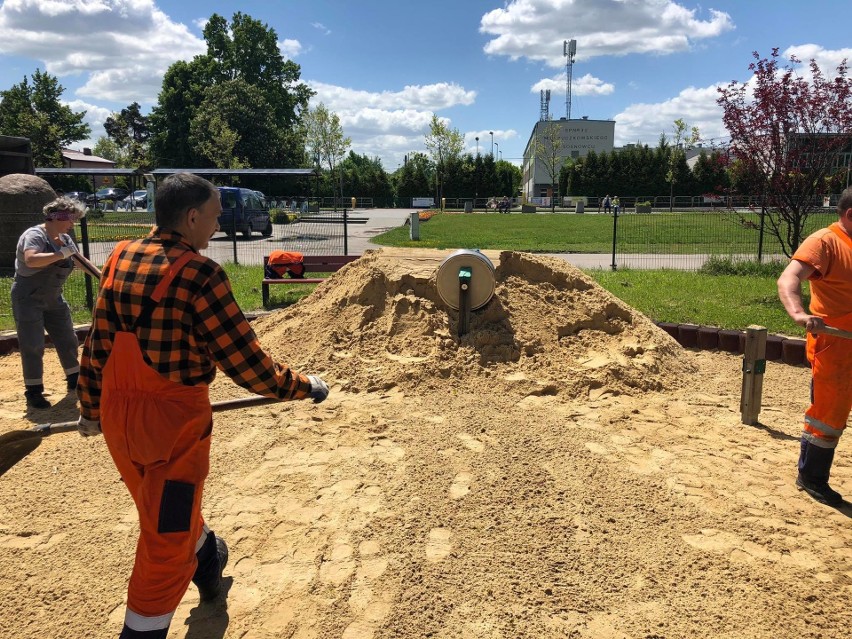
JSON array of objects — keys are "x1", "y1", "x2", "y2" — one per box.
[
  {"x1": 611, "y1": 208, "x2": 836, "y2": 270},
  {"x1": 0, "y1": 200, "x2": 842, "y2": 321},
  {"x1": 0, "y1": 207, "x2": 358, "y2": 321}
]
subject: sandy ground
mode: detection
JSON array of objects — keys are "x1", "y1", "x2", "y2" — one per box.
[{"x1": 0, "y1": 249, "x2": 850, "y2": 639}]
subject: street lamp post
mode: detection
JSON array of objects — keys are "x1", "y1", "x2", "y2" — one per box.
[
  {"x1": 495, "y1": 142, "x2": 499, "y2": 162},
  {"x1": 475, "y1": 136, "x2": 479, "y2": 156},
  {"x1": 489, "y1": 131, "x2": 494, "y2": 157}
]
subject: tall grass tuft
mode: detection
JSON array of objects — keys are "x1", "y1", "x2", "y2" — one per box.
[{"x1": 699, "y1": 256, "x2": 787, "y2": 278}]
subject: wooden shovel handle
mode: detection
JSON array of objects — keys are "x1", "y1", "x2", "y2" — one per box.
[
  {"x1": 34, "y1": 395, "x2": 281, "y2": 436},
  {"x1": 813, "y1": 326, "x2": 852, "y2": 340}
]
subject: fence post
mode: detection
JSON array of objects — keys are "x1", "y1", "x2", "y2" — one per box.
[
  {"x1": 757, "y1": 199, "x2": 766, "y2": 263},
  {"x1": 80, "y1": 216, "x2": 94, "y2": 309},
  {"x1": 343, "y1": 208, "x2": 349, "y2": 256},
  {"x1": 610, "y1": 207, "x2": 618, "y2": 271}
]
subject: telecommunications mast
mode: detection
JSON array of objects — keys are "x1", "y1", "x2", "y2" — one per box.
[
  {"x1": 563, "y1": 39, "x2": 577, "y2": 119},
  {"x1": 539, "y1": 89, "x2": 551, "y2": 121}
]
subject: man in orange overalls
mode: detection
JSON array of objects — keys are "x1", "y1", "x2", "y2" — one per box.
[
  {"x1": 77, "y1": 173, "x2": 329, "y2": 639},
  {"x1": 778, "y1": 186, "x2": 852, "y2": 506}
]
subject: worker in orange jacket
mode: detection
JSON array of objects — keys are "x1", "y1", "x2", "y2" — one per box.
[
  {"x1": 77, "y1": 173, "x2": 329, "y2": 639},
  {"x1": 778, "y1": 186, "x2": 852, "y2": 506}
]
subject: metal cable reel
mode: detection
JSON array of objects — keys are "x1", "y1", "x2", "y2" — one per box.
[{"x1": 435, "y1": 249, "x2": 496, "y2": 336}]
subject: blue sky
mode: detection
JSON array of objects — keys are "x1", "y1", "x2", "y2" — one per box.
[{"x1": 0, "y1": 0, "x2": 850, "y2": 170}]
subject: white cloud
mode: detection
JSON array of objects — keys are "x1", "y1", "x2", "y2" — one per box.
[
  {"x1": 63, "y1": 98, "x2": 114, "y2": 148},
  {"x1": 309, "y1": 81, "x2": 476, "y2": 112},
  {"x1": 278, "y1": 39, "x2": 302, "y2": 59},
  {"x1": 480, "y1": 0, "x2": 733, "y2": 66},
  {"x1": 531, "y1": 73, "x2": 614, "y2": 96},
  {"x1": 311, "y1": 21, "x2": 331, "y2": 35},
  {"x1": 613, "y1": 84, "x2": 728, "y2": 147},
  {"x1": 783, "y1": 44, "x2": 852, "y2": 76},
  {"x1": 0, "y1": 0, "x2": 204, "y2": 103},
  {"x1": 307, "y1": 81, "x2": 480, "y2": 169}
]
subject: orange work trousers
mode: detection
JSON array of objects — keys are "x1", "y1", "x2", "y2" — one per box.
[
  {"x1": 100, "y1": 330, "x2": 212, "y2": 630},
  {"x1": 804, "y1": 313, "x2": 852, "y2": 448}
]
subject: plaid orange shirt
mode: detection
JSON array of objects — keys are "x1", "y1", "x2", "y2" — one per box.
[{"x1": 78, "y1": 229, "x2": 310, "y2": 420}]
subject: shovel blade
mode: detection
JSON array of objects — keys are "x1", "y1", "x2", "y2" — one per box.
[{"x1": 0, "y1": 430, "x2": 43, "y2": 477}]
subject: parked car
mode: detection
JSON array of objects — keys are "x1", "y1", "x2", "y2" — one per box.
[
  {"x1": 86, "y1": 188, "x2": 130, "y2": 207},
  {"x1": 65, "y1": 191, "x2": 91, "y2": 203},
  {"x1": 217, "y1": 187, "x2": 272, "y2": 238},
  {"x1": 120, "y1": 190, "x2": 148, "y2": 210}
]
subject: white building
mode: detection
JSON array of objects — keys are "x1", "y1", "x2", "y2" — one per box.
[{"x1": 522, "y1": 117, "x2": 615, "y2": 201}]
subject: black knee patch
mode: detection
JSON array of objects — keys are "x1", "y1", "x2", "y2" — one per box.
[{"x1": 158, "y1": 480, "x2": 195, "y2": 533}]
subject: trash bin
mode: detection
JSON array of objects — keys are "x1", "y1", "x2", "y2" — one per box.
[
  {"x1": 575, "y1": 201, "x2": 585, "y2": 214},
  {"x1": 464, "y1": 201, "x2": 473, "y2": 213}
]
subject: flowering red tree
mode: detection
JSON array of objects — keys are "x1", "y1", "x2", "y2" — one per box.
[{"x1": 717, "y1": 49, "x2": 852, "y2": 255}]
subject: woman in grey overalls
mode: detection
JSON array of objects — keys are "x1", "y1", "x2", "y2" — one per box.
[{"x1": 12, "y1": 196, "x2": 91, "y2": 409}]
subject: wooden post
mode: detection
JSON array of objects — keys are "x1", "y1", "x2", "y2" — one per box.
[{"x1": 740, "y1": 325, "x2": 767, "y2": 425}]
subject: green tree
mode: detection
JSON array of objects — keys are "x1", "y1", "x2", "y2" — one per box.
[
  {"x1": 104, "y1": 102, "x2": 150, "y2": 167},
  {"x1": 395, "y1": 153, "x2": 433, "y2": 201},
  {"x1": 91, "y1": 136, "x2": 125, "y2": 164},
  {"x1": 340, "y1": 152, "x2": 392, "y2": 206},
  {"x1": 424, "y1": 114, "x2": 464, "y2": 205},
  {"x1": 495, "y1": 159, "x2": 522, "y2": 198},
  {"x1": 190, "y1": 79, "x2": 287, "y2": 169},
  {"x1": 717, "y1": 50, "x2": 852, "y2": 255},
  {"x1": 303, "y1": 103, "x2": 351, "y2": 203},
  {"x1": 692, "y1": 150, "x2": 731, "y2": 196},
  {"x1": 533, "y1": 121, "x2": 565, "y2": 211},
  {"x1": 666, "y1": 119, "x2": 700, "y2": 211},
  {"x1": 0, "y1": 69, "x2": 90, "y2": 167},
  {"x1": 149, "y1": 12, "x2": 313, "y2": 169}
]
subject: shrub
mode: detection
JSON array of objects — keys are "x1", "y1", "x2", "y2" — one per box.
[
  {"x1": 699, "y1": 255, "x2": 787, "y2": 277},
  {"x1": 85, "y1": 207, "x2": 104, "y2": 219}
]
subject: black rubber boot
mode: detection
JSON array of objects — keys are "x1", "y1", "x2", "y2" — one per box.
[
  {"x1": 193, "y1": 531, "x2": 228, "y2": 601},
  {"x1": 66, "y1": 372, "x2": 79, "y2": 391},
  {"x1": 118, "y1": 626, "x2": 169, "y2": 639},
  {"x1": 25, "y1": 384, "x2": 50, "y2": 409},
  {"x1": 118, "y1": 625, "x2": 168, "y2": 638},
  {"x1": 797, "y1": 438, "x2": 843, "y2": 505}
]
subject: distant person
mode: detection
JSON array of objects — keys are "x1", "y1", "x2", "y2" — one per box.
[
  {"x1": 76, "y1": 173, "x2": 330, "y2": 638},
  {"x1": 12, "y1": 196, "x2": 98, "y2": 408},
  {"x1": 603, "y1": 194, "x2": 611, "y2": 214},
  {"x1": 498, "y1": 196, "x2": 510, "y2": 213},
  {"x1": 777, "y1": 186, "x2": 852, "y2": 506},
  {"x1": 612, "y1": 196, "x2": 620, "y2": 215}
]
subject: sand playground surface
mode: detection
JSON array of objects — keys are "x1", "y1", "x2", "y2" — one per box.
[{"x1": 0, "y1": 248, "x2": 851, "y2": 639}]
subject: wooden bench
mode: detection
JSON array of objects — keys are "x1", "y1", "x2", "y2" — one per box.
[{"x1": 262, "y1": 254, "x2": 360, "y2": 308}]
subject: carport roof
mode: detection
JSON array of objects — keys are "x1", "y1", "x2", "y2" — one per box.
[
  {"x1": 35, "y1": 168, "x2": 140, "y2": 176},
  {"x1": 150, "y1": 168, "x2": 316, "y2": 176}
]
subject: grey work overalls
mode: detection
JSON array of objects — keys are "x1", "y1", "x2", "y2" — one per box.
[{"x1": 11, "y1": 229, "x2": 80, "y2": 387}]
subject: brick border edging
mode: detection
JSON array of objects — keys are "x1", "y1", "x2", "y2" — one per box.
[
  {"x1": 655, "y1": 322, "x2": 808, "y2": 367},
  {"x1": 0, "y1": 315, "x2": 809, "y2": 367}
]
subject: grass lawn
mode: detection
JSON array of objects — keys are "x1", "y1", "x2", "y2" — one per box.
[
  {"x1": 587, "y1": 268, "x2": 804, "y2": 338},
  {"x1": 375, "y1": 210, "x2": 835, "y2": 255},
  {"x1": 0, "y1": 211, "x2": 810, "y2": 337}
]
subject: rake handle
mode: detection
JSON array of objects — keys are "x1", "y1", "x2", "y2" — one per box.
[{"x1": 33, "y1": 395, "x2": 281, "y2": 436}]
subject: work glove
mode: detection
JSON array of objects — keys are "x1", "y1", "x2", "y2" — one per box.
[
  {"x1": 306, "y1": 375, "x2": 329, "y2": 404},
  {"x1": 59, "y1": 245, "x2": 77, "y2": 258},
  {"x1": 77, "y1": 416, "x2": 102, "y2": 437}
]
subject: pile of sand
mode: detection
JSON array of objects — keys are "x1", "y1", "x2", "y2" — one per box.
[
  {"x1": 253, "y1": 250, "x2": 695, "y2": 399},
  {"x1": 0, "y1": 248, "x2": 849, "y2": 639}
]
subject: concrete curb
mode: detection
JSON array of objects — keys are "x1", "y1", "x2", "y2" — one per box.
[{"x1": 0, "y1": 316, "x2": 809, "y2": 367}]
